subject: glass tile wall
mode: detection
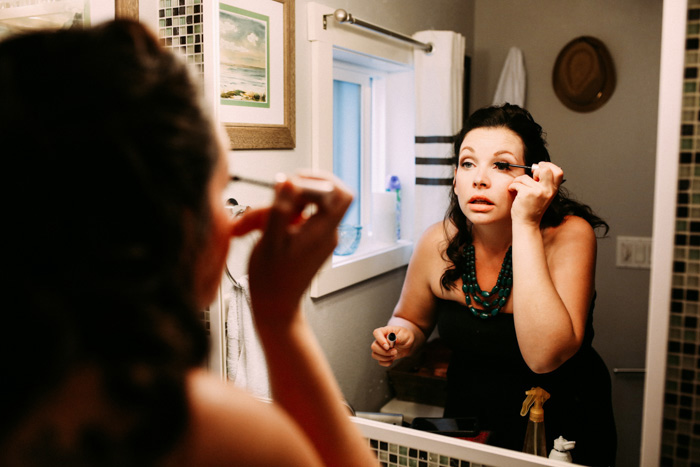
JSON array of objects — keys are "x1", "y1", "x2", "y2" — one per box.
[
  {"x1": 157, "y1": 0, "x2": 204, "y2": 83},
  {"x1": 157, "y1": 0, "x2": 206, "y2": 332},
  {"x1": 663, "y1": 2, "x2": 700, "y2": 465}
]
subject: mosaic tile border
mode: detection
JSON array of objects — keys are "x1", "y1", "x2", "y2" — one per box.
[
  {"x1": 157, "y1": 0, "x2": 204, "y2": 81},
  {"x1": 369, "y1": 438, "x2": 474, "y2": 467},
  {"x1": 662, "y1": 1, "x2": 700, "y2": 465}
]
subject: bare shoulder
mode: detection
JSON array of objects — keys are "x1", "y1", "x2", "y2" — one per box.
[
  {"x1": 415, "y1": 220, "x2": 452, "y2": 256},
  {"x1": 411, "y1": 220, "x2": 454, "y2": 280},
  {"x1": 543, "y1": 215, "x2": 595, "y2": 249},
  {"x1": 175, "y1": 370, "x2": 323, "y2": 467},
  {"x1": 542, "y1": 216, "x2": 597, "y2": 272},
  {"x1": 409, "y1": 220, "x2": 460, "y2": 300}
]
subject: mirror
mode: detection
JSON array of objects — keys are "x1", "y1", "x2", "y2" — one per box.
[
  {"x1": 305, "y1": 2, "x2": 665, "y2": 467},
  {"x1": 465, "y1": 3, "x2": 660, "y2": 467},
  {"x1": 113, "y1": 1, "x2": 676, "y2": 465}
]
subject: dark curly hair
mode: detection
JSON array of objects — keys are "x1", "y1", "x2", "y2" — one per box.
[
  {"x1": 440, "y1": 104, "x2": 609, "y2": 290},
  {"x1": 1, "y1": 21, "x2": 215, "y2": 465}
]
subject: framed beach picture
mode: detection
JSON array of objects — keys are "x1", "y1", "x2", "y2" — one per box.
[{"x1": 217, "y1": 0, "x2": 295, "y2": 149}]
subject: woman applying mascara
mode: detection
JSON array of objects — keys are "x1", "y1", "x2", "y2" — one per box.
[{"x1": 370, "y1": 104, "x2": 616, "y2": 466}]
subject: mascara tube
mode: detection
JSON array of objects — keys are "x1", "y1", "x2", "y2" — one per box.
[{"x1": 387, "y1": 332, "x2": 397, "y2": 349}]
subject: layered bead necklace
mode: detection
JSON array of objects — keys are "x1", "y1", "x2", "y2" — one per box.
[{"x1": 461, "y1": 244, "x2": 513, "y2": 319}]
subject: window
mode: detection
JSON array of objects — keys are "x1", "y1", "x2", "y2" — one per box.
[
  {"x1": 333, "y1": 62, "x2": 388, "y2": 231},
  {"x1": 333, "y1": 68, "x2": 366, "y2": 227},
  {"x1": 308, "y1": 2, "x2": 415, "y2": 297}
]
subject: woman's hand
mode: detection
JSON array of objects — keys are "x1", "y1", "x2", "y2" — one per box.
[
  {"x1": 230, "y1": 173, "x2": 379, "y2": 467},
  {"x1": 231, "y1": 172, "x2": 352, "y2": 328},
  {"x1": 370, "y1": 326, "x2": 414, "y2": 367},
  {"x1": 508, "y1": 161, "x2": 564, "y2": 226}
]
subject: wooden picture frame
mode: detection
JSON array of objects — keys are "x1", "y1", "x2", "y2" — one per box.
[
  {"x1": 217, "y1": 0, "x2": 295, "y2": 149},
  {"x1": 115, "y1": 0, "x2": 138, "y2": 20}
]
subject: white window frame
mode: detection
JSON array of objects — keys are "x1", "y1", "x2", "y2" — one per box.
[{"x1": 308, "y1": 2, "x2": 414, "y2": 298}]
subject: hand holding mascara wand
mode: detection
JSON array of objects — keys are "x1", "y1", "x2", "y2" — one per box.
[
  {"x1": 231, "y1": 173, "x2": 334, "y2": 195},
  {"x1": 229, "y1": 172, "x2": 345, "y2": 237},
  {"x1": 494, "y1": 162, "x2": 566, "y2": 184}
]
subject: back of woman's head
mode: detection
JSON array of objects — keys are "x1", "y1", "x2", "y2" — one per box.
[{"x1": 0, "y1": 20, "x2": 213, "y2": 463}]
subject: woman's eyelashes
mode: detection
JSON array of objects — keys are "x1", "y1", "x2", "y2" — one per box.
[
  {"x1": 460, "y1": 160, "x2": 517, "y2": 171},
  {"x1": 494, "y1": 161, "x2": 513, "y2": 171}
]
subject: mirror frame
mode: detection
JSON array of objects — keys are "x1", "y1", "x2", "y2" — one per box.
[{"x1": 640, "y1": 0, "x2": 687, "y2": 464}]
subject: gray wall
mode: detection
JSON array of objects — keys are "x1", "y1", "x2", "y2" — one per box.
[{"x1": 229, "y1": 1, "x2": 662, "y2": 464}]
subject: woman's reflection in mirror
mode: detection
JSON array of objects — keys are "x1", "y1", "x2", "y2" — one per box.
[{"x1": 371, "y1": 104, "x2": 616, "y2": 466}]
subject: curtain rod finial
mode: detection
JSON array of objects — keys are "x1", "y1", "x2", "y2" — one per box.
[{"x1": 334, "y1": 9, "x2": 352, "y2": 24}]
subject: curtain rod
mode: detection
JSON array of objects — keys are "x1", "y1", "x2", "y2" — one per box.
[{"x1": 323, "y1": 9, "x2": 433, "y2": 54}]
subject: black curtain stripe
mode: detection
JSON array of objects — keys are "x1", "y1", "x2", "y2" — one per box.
[
  {"x1": 416, "y1": 157, "x2": 453, "y2": 165},
  {"x1": 416, "y1": 177, "x2": 453, "y2": 186},
  {"x1": 415, "y1": 135, "x2": 457, "y2": 144}
]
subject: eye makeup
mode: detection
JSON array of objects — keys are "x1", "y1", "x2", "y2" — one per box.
[{"x1": 494, "y1": 161, "x2": 539, "y2": 171}]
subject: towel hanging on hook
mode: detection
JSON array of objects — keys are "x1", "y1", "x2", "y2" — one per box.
[{"x1": 224, "y1": 198, "x2": 250, "y2": 287}]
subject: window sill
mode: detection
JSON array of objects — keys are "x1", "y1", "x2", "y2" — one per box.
[{"x1": 310, "y1": 240, "x2": 413, "y2": 298}]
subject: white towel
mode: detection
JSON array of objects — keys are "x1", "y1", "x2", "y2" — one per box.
[
  {"x1": 226, "y1": 275, "x2": 271, "y2": 400},
  {"x1": 493, "y1": 47, "x2": 526, "y2": 107}
]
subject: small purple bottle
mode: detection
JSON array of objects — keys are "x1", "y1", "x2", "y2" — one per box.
[{"x1": 386, "y1": 175, "x2": 401, "y2": 241}]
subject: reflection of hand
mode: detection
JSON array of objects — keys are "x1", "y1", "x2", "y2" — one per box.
[
  {"x1": 371, "y1": 326, "x2": 413, "y2": 367},
  {"x1": 508, "y1": 161, "x2": 564, "y2": 226},
  {"x1": 231, "y1": 172, "x2": 352, "y2": 329}
]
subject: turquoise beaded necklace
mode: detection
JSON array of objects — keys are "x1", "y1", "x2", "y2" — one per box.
[{"x1": 461, "y1": 244, "x2": 513, "y2": 319}]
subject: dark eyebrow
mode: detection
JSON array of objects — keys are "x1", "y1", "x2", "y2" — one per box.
[{"x1": 460, "y1": 148, "x2": 517, "y2": 157}]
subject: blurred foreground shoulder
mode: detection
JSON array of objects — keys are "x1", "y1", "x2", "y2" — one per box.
[{"x1": 177, "y1": 370, "x2": 324, "y2": 467}]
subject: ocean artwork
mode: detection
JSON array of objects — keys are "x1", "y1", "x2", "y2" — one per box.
[{"x1": 219, "y1": 3, "x2": 269, "y2": 107}]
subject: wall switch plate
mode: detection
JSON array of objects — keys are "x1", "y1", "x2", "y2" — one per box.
[{"x1": 616, "y1": 236, "x2": 652, "y2": 269}]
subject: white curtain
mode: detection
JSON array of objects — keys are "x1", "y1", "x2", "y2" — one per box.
[{"x1": 412, "y1": 31, "x2": 466, "y2": 237}]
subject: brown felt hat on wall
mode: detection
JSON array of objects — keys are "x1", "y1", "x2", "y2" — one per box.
[{"x1": 552, "y1": 36, "x2": 616, "y2": 113}]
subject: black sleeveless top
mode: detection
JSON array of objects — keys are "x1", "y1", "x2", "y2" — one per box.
[{"x1": 437, "y1": 297, "x2": 616, "y2": 467}]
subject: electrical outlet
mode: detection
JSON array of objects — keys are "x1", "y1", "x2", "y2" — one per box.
[{"x1": 616, "y1": 236, "x2": 652, "y2": 269}]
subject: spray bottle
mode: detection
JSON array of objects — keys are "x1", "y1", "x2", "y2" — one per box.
[{"x1": 520, "y1": 387, "x2": 550, "y2": 457}]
